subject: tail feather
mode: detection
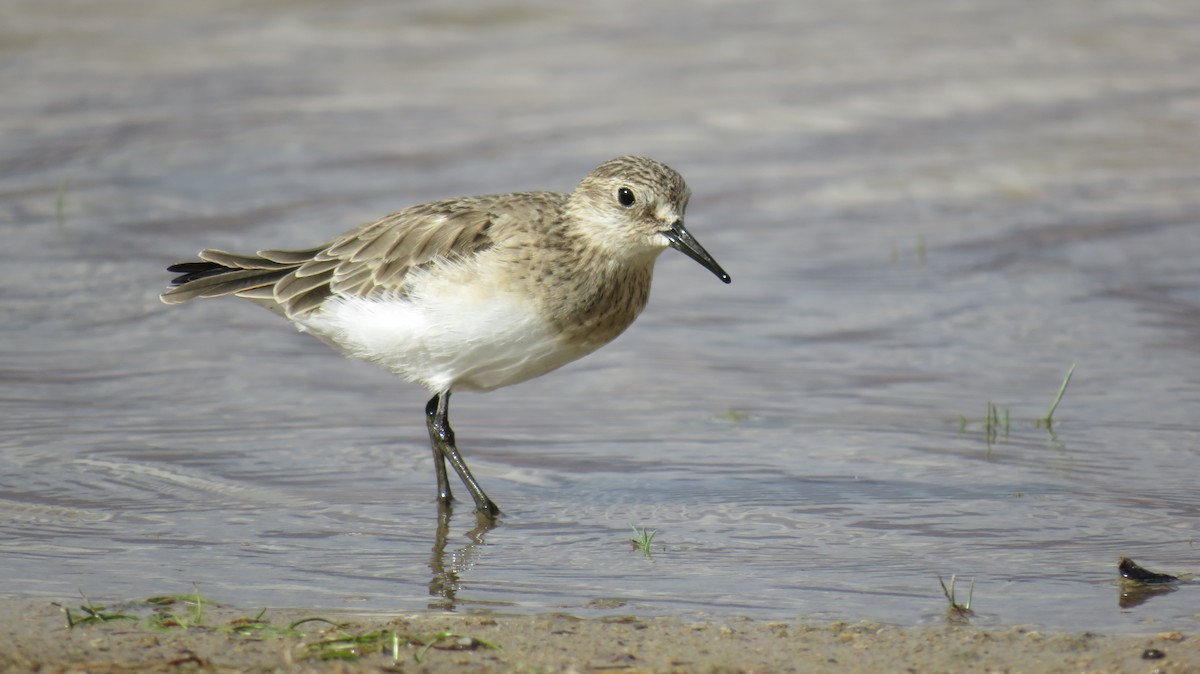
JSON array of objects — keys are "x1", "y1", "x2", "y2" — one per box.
[
  {"x1": 166, "y1": 261, "x2": 229, "y2": 286},
  {"x1": 161, "y1": 248, "x2": 312, "y2": 309},
  {"x1": 161, "y1": 245, "x2": 344, "y2": 315},
  {"x1": 161, "y1": 267, "x2": 292, "y2": 304}
]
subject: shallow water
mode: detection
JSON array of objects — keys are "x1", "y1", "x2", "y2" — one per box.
[{"x1": 2, "y1": 0, "x2": 1199, "y2": 633}]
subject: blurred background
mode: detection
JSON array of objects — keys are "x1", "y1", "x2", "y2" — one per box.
[{"x1": 1, "y1": 0, "x2": 1198, "y2": 631}]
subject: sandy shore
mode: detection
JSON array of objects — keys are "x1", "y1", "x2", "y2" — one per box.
[{"x1": 1, "y1": 599, "x2": 1195, "y2": 673}]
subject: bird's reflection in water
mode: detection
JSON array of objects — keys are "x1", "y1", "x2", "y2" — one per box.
[
  {"x1": 428, "y1": 504, "x2": 496, "y2": 610},
  {"x1": 1118, "y1": 582, "x2": 1177, "y2": 609}
]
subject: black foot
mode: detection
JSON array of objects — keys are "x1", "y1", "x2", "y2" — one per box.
[{"x1": 474, "y1": 497, "x2": 502, "y2": 520}]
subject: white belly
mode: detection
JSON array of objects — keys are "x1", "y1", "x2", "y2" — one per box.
[{"x1": 295, "y1": 286, "x2": 591, "y2": 393}]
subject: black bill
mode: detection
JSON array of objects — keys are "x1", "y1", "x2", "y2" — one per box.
[{"x1": 662, "y1": 221, "x2": 731, "y2": 284}]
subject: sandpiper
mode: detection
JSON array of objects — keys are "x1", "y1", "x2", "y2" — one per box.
[{"x1": 162, "y1": 156, "x2": 731, "y2": 518}]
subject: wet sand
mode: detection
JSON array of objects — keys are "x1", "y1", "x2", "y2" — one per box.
[{"x1": 2, "y1": 599, "x2": 1195, "y2": 673}]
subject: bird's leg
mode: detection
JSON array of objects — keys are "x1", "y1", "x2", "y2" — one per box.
[
  {"x1": 427, "y1": 391, "x2": 501, "y2": 518},
  {"x1": 425, "y1": 394, "x2": 454, "y2": 506}
]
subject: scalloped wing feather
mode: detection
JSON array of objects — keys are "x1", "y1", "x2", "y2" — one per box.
[{"x1": 163, "y1": 191, "x2": 564, "y2": 319}]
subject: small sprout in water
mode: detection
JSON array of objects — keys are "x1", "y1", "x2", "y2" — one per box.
[
  {"x1": 939, "y1": 574, "x2": 975, "y2": 623},
  {"x1": 1035, "y1": 363, "x2": 1076, "y2": 430},
  {"x1": 980, "y1": 400, "x2": 1010, "y2": 447},
  {"x1": 630, "y1": 525, "x2": 657, "y2": 558},
  {"x1": 961, "y1": 402, "x2": 1009, "y2": 447}
]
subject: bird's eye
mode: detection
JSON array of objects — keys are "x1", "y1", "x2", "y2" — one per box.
[{"x1": 616, "y1": 187, "x2": 636, "y2": 207}]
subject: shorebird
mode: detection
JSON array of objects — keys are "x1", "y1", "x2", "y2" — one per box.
[{"x1": 162, "y1": 156, "x2": 730, "y2": 518}]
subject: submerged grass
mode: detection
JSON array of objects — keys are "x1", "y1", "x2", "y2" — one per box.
[{"x1": 715, "y1": 409, "x2": 750, "y2": 422}]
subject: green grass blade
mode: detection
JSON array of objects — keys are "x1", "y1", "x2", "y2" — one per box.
[{"x1": 1042, "y1": 363, "x2": 1076, "y2": 427}]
